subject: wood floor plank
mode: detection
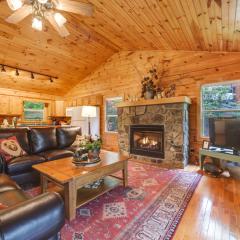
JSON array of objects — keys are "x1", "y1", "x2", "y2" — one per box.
[{"x1": 173, "y1": 166, "x2": 240, "y2": 240}]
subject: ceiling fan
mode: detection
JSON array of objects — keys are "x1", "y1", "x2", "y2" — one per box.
[{"x1": 5, "y1": 0, "x2": 93, "y2": 37}]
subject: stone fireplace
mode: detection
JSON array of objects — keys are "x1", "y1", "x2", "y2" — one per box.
[
  {"x1": 117, "y1": 97, "x2": 191, "y2": 168},
  {"x1": 130, "y1": 124, "x2": 164, "y2": 158}
]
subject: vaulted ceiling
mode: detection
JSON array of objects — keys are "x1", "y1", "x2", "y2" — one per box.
[{"x1": 0, "y1": 0, "x2": 240, "y2": 95}]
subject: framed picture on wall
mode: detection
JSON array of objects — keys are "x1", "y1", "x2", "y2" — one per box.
[{"x1": 202, "y1": 140, "x2": 210, "y2": 150}]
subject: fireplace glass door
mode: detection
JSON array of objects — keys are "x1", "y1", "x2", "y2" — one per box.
[{"x1": 130, "y1": 125, "x2": 164, "y2": 158}]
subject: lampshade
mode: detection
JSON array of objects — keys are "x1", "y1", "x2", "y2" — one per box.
[
  {"x1": 81, "y1": 106, "x2": 97, "y2": 118},
  {"x1": 32, "y1": 17, "x2": 43, "y2": 31},
  {"x1": 7, "y1": 0, "x2": 22, "y2": 10}
]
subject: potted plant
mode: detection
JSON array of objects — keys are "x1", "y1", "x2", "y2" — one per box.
[
  {"x1": 80, "y1": 136, "x2": 102, "y2": 160},
  {"x1": 141, "y1": 68, "x2": 157, "y2": 99}
]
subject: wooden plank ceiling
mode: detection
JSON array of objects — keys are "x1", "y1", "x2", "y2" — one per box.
[{"x1": 0, "y1": 0, "x2": 240, "y2": 95}]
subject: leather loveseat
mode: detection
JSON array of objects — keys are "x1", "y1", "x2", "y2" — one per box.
[
  {"x1": 0, "y1": 127, "x2": 81, "y2": 185},
  {"x1": 0, "y1": 174, "x2": 65, "y2": 240}
]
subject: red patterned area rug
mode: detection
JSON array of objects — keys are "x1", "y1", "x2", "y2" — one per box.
[{"x1": 26, "y1": 161, "x2": 201, "y2": 240}]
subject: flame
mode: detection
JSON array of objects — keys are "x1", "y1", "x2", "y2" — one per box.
[{"x1": 141, "y1": 137, "x2": 158, "y2": 146}]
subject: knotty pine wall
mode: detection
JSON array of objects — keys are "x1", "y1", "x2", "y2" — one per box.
[
  {"x1": 66, "y1": 50, "x2": 240, "y2": 163},
  {"x1": 0, "y1": 87, "x2": 62, "y2": 123},
  {"x1": 0, "y1": 88, "x2": 61, "y2": 101}
]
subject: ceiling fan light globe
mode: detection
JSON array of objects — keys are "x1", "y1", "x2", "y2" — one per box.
[
  {"x1": 6, "y1": 0, "x2": 23, "y2": 10},
  {"x1": 37, "y1": 0, "x2": 48, "y2": 4},
  {"x1": 32, "y1": 17, "x2": 43, "y2": 31},
  {"x1": 54, "y1": 12, "x2": 67, "y2": 27}
]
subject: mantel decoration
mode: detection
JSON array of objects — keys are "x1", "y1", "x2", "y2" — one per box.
[
  {"x1": 5, "y1": 0, "x2": 93, "y2": 37},
  {"x1": 141, "y1": 68, "x2": 158, "y2": 99},
  {"x1": 73, "y1": 136, "x2": 102, "y2": 166},
  {"x1": 140, "y1": 66, "x2": 176, "y2": 100}
]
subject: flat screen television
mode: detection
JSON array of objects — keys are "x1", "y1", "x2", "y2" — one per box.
[{"x1": 209, "y1": 118, "x2": 240, "y2": 150}]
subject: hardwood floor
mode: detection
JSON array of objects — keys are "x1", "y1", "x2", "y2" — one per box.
[
  {"x1": 129, "y1": 158, "x2": 240, "y2": 239},
  {"x1": 174, "y1": 166, "x2": 240, "y2": 240}
]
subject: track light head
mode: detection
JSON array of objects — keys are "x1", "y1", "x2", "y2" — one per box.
[
  {"x1": 1, "y1": 65, "x2": 6, "y2": 72},
  {"x1": 49, "y1": 77, "x2": 53, "y2": 83},
  {"x1": 31, "y1": 72, "x2": 34, "y2": 79},
  {"x1": 15, "y1": 69, "x2": 19, "y2": 76}
]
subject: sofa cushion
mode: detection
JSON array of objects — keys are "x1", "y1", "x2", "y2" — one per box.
[
  {"x1": 7, "y1": 155, "x2": 46, "y2": 175},
  {"x1": 0, "y1": 136, "x2": 26, "y2": 162},
  {"x1": 56, "y1": 127, "x2": 81, "y2": 149},
  {"x1": 39, "y1": 149, "x2": 73, "y2": 161},
  {"x1": 0, "y1": 128, "x2": 31, "y2": 154},
  {"x1": 29, "y1": 128, "x2": 58, "y2": 154},
  {"x1": 0, "y1": 174, "x2": 20, "y2": 193}
]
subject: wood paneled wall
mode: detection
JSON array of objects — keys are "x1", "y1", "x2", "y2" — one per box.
[
  {"x1": 66, "y1": 50, "x2": 240, "y2": 163},
  {"x1": 0, "y1": 87, "x2": 62, "y2": 101},
  {"x1": 0, "y1": 87, "x2": 62, "y2": 122}
]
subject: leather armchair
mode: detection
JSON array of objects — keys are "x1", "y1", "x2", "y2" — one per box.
[
  {"x1": 0, "y1": 174, "x2": 65, "y2": 240},
  {"x1": 0, "y1": 192, "x2": 65, "y2": 240}
]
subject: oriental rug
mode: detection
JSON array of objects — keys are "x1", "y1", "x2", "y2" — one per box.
[{"x1": 26, "y1": 161, "x2": 201, "y2": 240}]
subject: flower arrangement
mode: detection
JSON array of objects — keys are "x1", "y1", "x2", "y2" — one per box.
[
  {"x1": 141, "y1": 68, "x2": 158, "y2": 99},
  {"x1": 79, "y1": 136, "x2": 102, "y2": 151},
  {"x1": 73, "y1": 135, "x2": 102, "y2": 161}
]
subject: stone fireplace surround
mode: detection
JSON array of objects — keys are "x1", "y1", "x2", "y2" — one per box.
[{"x1": 117, "y1": 97, "x2": 191, "y2": 168}]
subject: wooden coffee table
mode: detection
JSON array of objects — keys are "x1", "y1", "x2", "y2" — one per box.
[{"x1": 33, "y1": 151, "x2": 129, "y2": 220}]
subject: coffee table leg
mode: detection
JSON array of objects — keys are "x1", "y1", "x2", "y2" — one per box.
[
  {"x1": 64, "y1": 180, "x2": 76, "y2": 221},
  {"x1": 122, "y1": 161, "x2": 128, "y2": 187},
  {"x1": 41, "y1": 175, "x2": 48, "y2": 193}
]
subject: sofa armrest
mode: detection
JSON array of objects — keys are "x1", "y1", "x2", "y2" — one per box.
[{"x1": 0, "y1": 192, "x2": 65, "y2": 240}]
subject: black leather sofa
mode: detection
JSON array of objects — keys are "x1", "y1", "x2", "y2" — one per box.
[
  {"x1": 0, "y1": 127, "x2": 81, "y2": 185},
  {"x1": 0, "y1": 174, "x2": 65, "y2": 240}
]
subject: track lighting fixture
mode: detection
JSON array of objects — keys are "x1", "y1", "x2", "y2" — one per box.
[
  {"x1": 1, "y1": 65, "x2": 6, "y2": 72},
  {"x1": 0, "y1": 63, "x2": 57, "y2": 82}
]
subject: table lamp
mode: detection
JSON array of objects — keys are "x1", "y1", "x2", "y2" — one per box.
[{"x1": 81, "y1": 106, "x2": 97, "y2": 136}]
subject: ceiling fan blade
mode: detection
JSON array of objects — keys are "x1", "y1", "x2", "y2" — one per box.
[
  {"x1": 55, "y1": 0, "x2": 93, "y2": 16},
  {"x1": 5, "y1": 5, "x2": 32, "y2": 24},
  {"x1": 45, "y1": 13, "x2": 70, "y2": 37}
]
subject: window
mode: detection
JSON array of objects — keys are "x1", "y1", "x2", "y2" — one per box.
[
  {"x1": 105, "y1": 97, "x2": 122, "y2": 132},
  {"x1": 201, "y1": 81, "x2": 240, "y2": 137},
  {"x1": 23, "y1": 101, "x2": 45, "y2": 121}
]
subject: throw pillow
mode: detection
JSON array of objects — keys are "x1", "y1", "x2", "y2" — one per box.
[
  {"x1": 0, "y1": 136, "x2": 26, "y2": 162},
  {"x1": 0, "y1": 203, "x2": 8, "y2": 210},
  {"x1": 72, "y1": 135, "x2": 84, "y2": 147}
]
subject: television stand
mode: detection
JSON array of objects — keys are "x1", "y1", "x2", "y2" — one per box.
[{"x1": 199, "y1": 148, "x2": 240, "y2": 170}]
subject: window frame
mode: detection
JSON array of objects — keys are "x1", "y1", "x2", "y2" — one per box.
[
  {"x1": 200, "y1": 80, "x2": 240, "y2": 138},
  {"x1": 105, "y1": 96, "x2": 122, "y2": 133},
  {"x1": 23, "y1": 100, "x2": 46, "y2": 122}
]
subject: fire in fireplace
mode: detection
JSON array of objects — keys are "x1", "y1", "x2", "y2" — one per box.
[{"x1": 130, "y1": 125, "x2": 164, "y2": 158}]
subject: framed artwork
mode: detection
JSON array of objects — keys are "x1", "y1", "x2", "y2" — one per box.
[{"x1": 202, "y1": 140, "x2": 210, "y2": 149}]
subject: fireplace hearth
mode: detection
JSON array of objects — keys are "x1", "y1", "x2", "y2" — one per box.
[{"x1": 130, "y1": 125, "x2": 164, "y2": 158}]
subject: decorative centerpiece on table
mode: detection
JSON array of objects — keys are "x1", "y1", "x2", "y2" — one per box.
[
  {"x1": 73, "y1": 135, "x2": 104, "y2": 189},
  {"x1": 72, "y1": 135, "x2": 102, "y2": 166}
]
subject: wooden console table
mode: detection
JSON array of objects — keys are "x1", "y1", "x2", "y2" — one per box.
[{"x1": 199, "y1": 148, "x2": 240, "y2": 170}]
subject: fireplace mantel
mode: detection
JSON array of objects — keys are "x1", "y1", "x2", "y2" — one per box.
[{"x1": 117, "y1": 96, "x2": 191, "y2": 108}]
